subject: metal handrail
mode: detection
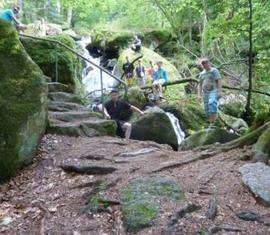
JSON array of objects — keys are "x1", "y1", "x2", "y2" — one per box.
[{"x1": 19, "y1": 33, "x2": 128, "y2": 96}]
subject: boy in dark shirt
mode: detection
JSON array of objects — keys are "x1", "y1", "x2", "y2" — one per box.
[{"x1": 104, "y1": 89, "x2": 144, "y2": 139}]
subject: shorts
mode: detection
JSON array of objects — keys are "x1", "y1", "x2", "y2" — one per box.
[
  {"x1": 137, "y1": 77, "x2": 145, "y2": 86},
  {"x1": 203, "y1": 91, "x2": 218, "y2": 114},
  {"x1": 153, "y1": 79, "x2": 166, "y2": 86},
  {"x1": 125, "y1": 73, "x2": 134, "y2": 87}
]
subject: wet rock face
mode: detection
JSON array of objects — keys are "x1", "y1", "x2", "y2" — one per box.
[
  {"x1": 121, "y1": 176, "x2": 184, "y2": 232},
  {"x1": 0, "y1": 20, "x2": 47, "y2": 181},
  {"x1": 239, "y1": 162, "x2": 270, "y2": 205},
  {"x1": 131, "y1": 108, "x2": 179, "y2": 150},
  {"x1": 179, "y1": 128, "x2": 239, "y2": 151}
]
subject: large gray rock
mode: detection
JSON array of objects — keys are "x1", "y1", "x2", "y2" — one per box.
[
  {"x1": 0, "y1": 20, "x2": 47, "y2": 181},
  {"x1": 239, "y1": 162, "x2": 270, "y2": 205},
  {"x1": 131, "y1": 108, "x2": 179, "y2": 150},
  {"x1": 179, "y1": 128, "x2": 239, "y2": 150},
  {"x1": 121, "y1": 176, "x2": 184, "y2": 232}
]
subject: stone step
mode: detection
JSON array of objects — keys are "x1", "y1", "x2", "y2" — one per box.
[
  {"x1": 48, "y1": 92, "x2": 82, "y2": 104},
  {"x1": 48, "y1": 111, "x2": 102, "y2": 123},
  {"x1": 48, "y1": 101, "x2": 89, "y2": 112},
  {"x1": 47, "y1": 119, "x2": 117, "y2": 137},
  {"x1": 47, "y1": 82, "x2": 70, "y2": 93}
]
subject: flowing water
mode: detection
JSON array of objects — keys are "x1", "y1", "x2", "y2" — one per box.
[
  {"x1": 78, "y1": 37, "x2": 118, "y2": 96},
  {"x1": 166, "y1": 112, "x2": 186, "y2": 145}
]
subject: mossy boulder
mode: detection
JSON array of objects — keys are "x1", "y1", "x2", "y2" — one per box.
[
  {"x1": 20, "y1": 34, "x2": 84, "y2": 97},
  {"x1": 159, "y1": 98, "x2": 208, "y2": 135},
  {"x1": 179, "y1": 128, "x2": 239, "y2": 151},
  {"x1": 219, "y1": 111, "x2": 249, "y2": 134},
  {"x1": 121, "y1": 176, "x2": 184, "y2": 232},
  {"x1": 127, "y1": 86, "x2": 147, "y2": 109},
  {"x1": 219, "y1": 95, "x2": 246, "y2": 118},
  {"x1": 141, "y1": 30, "x2": 174, "y2": 48},
  {"x1": 252, "y1": 110, "x2": 270, "y2": 129},
  {"x1": 131, "y1": 107, "x2": 179, "y2": 149},
  {"x1": 91, "y1": 27, "x2": 133, "y2": 58},
  {"x1": 117, "y1": 47, "x2": 180, "y2": 82},
  {"x1": 0, "y1": 20, "x2": 47, "y2": 181}
]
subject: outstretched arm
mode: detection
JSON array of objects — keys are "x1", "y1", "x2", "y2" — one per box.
[
  {"x1": 198, "y1": 81, "x2": 203, "y2": 99},
  {"x1": 131, "y1": 105, "x2": 144, "y2": 115},
  {"x1": 217, "y1": 79, "x2": 222, "y2": 97},
  {"x1": 12, "y1": 16, "x2": 27, "y2": 29},
  {"x1": 103, "y1": 107, "x2": 111, "y2": 119}
]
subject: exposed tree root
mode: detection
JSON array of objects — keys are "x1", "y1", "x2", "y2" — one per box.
[
  {"x1": 195, "y1": 121, "x2": 270, "y2": 158},
  {"x1": 251, "y1": 125, "x2": 270, "y2": 163},
  {"x1": 154, "y1": 122, "x2": 270, "y2": 172}
]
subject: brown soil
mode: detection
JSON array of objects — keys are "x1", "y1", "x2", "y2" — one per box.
[{"x1": 0, "y1": 134, "x2": 269, "y2": 235}]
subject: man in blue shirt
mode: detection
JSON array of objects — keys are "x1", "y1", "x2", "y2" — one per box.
[
  {"x1": 152, "y1": 61, "x2": 168, "y2": 99},
  {"x1": 0, "y1": 5, "x2": 27, "y2": 30}
]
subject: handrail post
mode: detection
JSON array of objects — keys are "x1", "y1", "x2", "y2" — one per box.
[
  {"x1": 100, "y1": 69, "x2": 104, "y2": 118},
  {"x1": 55, "y1": 45, "x2": 58, "y2": 82}
]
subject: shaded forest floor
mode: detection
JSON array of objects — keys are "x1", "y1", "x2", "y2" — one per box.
[{"x1": 0, "y1": 134, "x2": 269, "y2": 235}]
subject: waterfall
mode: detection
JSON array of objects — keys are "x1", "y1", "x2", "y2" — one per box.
[
  {"x1": 166, "y1": 112, "x2": 185, "y2": 145},
  {"x1": 77, "y1": 37, "x2": 118, "y2": 96}
]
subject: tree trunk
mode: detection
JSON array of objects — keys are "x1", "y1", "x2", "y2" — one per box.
[
  {"x1": 243, "y1": 0, "x2": 253, "y2": 123},
  {"x1": 66, "y1": 6, "x2": 73, "y2": 28},
  {"x1": 201, "y1": 0, "x2": 209, "y2": 56}
]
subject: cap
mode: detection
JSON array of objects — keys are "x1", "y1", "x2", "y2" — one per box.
[{"x1": 110, "y1": 88, "x2": 119, "y2": 94}]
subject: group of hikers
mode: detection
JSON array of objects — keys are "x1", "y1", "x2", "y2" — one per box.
[
  {"x1": 122, "y1": 56, "x2": 169, "y2": 100},
  {"x1": 108, "y1": 57, "x2": 222, "y2": 139},
  {"x1": 1, "y1": 5, "x2": 222, "y2": 141}
]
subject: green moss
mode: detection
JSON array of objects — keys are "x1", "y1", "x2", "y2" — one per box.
[
  {"x1": 86, "y1": 179, "x2": 112, "y2": 212},
  {"x1": 252, "y1": 110, "x2": 270, "y2": 129},
  {"x1": 127, "y1": 86, "x2": 147, "y2": 109},
  {"x1": 141, "y1": 30, "x2": 173, "y2": 46},
  {"x1": 179, "y1": 128, "x2": 239, "y2": 151},
  {"x1": 0, "y1": 20, "x2": 47, "y2": 181},
  {"x1": 219, "y1": 101, "x2": 245, "y2": 118},
  {"x1": 20, "y1": 34, "x2": 84, "y2": 96},
  {"x1": 121, "y1": 176, "x2": 184, "y2": 232},
  {"x1": 91, "y1": 27, "x2": 133, "y2": 49}
]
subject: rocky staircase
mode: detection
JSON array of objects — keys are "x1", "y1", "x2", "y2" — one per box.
[{"x1": 46, "y1": 82, "x2": 116, "y2": 137}]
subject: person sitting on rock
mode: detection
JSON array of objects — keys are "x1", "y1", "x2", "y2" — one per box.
[
  {"x1": 0, "y1": 5, "x2": 27, "y2": 30},
  {"x1": 152, "y1": 61, "x2": 168, "y2": 99},
  {"x1": 122, "y1": 56, "x2": 135, "y2": 87},
  {"x1": 131, "y1": 35, "x2": 142, "y2": 53},
  {"x1": 135, "y1": 59, "x2": 145, "y2": 86},
  {"x1": 103, "y1": 89, "x2": 144, "y2": 139}
]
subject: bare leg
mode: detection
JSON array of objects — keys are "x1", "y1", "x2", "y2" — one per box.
[{"x1": 122, "y1": 122, "x2": 132, "y2": 139}]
